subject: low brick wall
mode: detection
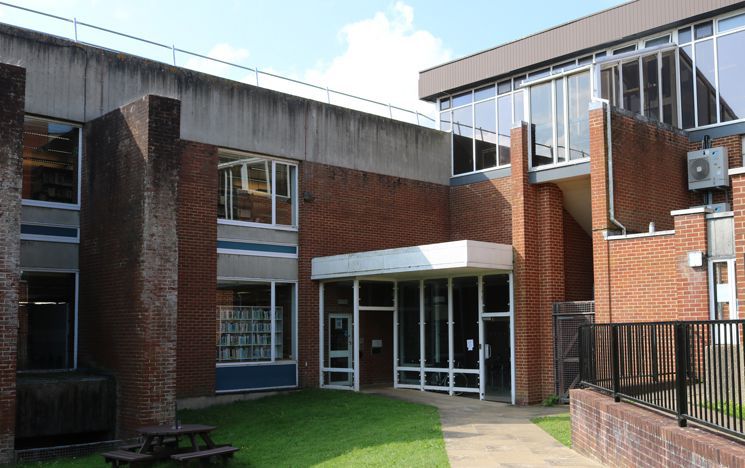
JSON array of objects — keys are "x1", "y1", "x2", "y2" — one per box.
[{"x1": 571, "y1": 388, "x2": 745, "y2": 467}]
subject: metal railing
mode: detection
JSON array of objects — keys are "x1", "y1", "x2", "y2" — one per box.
[
  {"x1": 579, "y1": 320, "x2": 745, "y2": 440},
  {"x1": 0, "y1": 1, "x2": 435, "y2": 127}
]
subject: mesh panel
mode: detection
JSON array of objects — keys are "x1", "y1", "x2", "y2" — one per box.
[{"x1": 553, "y1": 301, "x2": 595, "y2": 400}]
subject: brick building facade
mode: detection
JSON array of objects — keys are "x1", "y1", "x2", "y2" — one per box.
[{"x1": 2, "y1": 0, "x2": 745, "y2": 462}]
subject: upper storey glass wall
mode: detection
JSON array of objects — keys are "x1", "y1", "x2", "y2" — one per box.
[{"x1": 438, "y1": 8, "x2": 745, "y2": 175}]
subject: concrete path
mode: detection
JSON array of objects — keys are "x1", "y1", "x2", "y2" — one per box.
[{"x1": 362, "y1": 387, "x2": 602, "y2": 468}]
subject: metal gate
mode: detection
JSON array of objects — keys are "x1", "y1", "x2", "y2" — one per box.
[{"x1": 553, "y1": 301, "x2": 594, "y2": 402}]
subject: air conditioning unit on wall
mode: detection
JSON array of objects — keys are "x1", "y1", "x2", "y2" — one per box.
[{"x1": 687, "y1": 147, "x2": 728, "y2": 191}]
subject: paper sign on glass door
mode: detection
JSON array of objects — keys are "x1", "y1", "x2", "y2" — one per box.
[{"x1": 467, "y1": 339, "x2": 474, "y2": 351}]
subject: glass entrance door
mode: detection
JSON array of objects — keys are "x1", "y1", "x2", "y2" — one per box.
[
  {"x1": 483, "y1": 317, "x2": 511, "y2": 402},
  {"x1": 329, "y1": 313, "x2": 353, "y2": 384}
]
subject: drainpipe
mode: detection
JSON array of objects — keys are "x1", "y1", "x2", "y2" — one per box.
[{"x1": 592, "y1": 97, "x2": 626, "y2": 236}]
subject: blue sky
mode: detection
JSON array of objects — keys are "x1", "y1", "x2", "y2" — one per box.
[{"x1": 0, "y1": 0, "x2": 626, "y2": 117}]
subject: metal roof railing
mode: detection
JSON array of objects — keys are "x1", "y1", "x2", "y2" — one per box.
[{"x1": 0, "y1": 1, "x2": 436, "y2": 128}]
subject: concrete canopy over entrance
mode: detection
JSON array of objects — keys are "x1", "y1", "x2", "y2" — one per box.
[
  {"x1": 311, "y1": 240, "x2": 513, "y2": 280},
  {"x1": 313, "y1": 240, "x2": 515, "y2": 403}
]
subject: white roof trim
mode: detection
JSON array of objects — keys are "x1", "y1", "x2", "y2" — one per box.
[{"x1": 311, "y1": 240, "x2": 513, "y2": 280}]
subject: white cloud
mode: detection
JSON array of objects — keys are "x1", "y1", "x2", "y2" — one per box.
[
  {"x1": 184, "y1": 43, "x2": 250, "y2": 77},
  {"x1": 300, "y1": 2, "x2": 450, "y2": 119}
]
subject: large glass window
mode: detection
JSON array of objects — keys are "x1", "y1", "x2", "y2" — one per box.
[
  {"x1": 216, "y1": 280, "x2": 296, "y2": 363},
  {"x1": 322, "y1": 281, "x2": 354, "y2": 386},
  {"x1": 397, "y1": 281, "x2": 420, "y2": 371},
  {"x1": 22, "y1": 117, "x2": 80, "y2": 206},
  {"x1": 695, "y1": 39, "x2": 717, "y2": 126},
  {"x1": 423, "y1": 279, "x2": 448, "y2": 368},
  {"x1": 218, "y1": 152, "x2": 297, "y2": 227},
  {"x1": 530, "y1": 82, "x2": 554, "y2": 167},
  {"x1": 530, "y1": 71, "x2": 591, "y2": 168},
  {"x1": 717, "y1": 28, "x2": 745, "y2": 121},
  {"x1": 18, "y1": 272, "x2": 77, "y2": 371},
  {"x1": 442, "y1": 81, "x2": 523, "y2": 176},
  {"x1": 568, "y1": 72, "x2": 592, "y2": 160}
]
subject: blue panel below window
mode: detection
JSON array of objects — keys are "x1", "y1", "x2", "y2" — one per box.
[
  {"x1": 21, "y1": 224, "x2": 78, "y2": 238},
  {"x1": 216, "y1": 363, "x2": 297, "y2": 392},
  {"x1": 217, "y1": 240, "x2": 297, "y2": 255}
]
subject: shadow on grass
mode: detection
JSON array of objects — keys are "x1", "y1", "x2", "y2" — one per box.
[{"x1": 23, "y1": 389, "x2": 448, "y2": 467}]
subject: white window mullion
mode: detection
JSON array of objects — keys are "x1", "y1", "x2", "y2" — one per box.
[
  {"x1": 319, "y1": 283, "x2": 325, "y2": 387},
  {"x1": 563, "y1": 77, "x2": 569, "y2": 160},
  {"x1": 270, "y1": 282, "x2": 276, "y2": 361},
  {"x1": 419, "y1": 279, "x2": 425, "y2": 391},
  {"x1": 478, "y1": 276, "x2": 485, "y2": 400},
  {"x1": 551, "y1": 80, "x2": 557, "y2": 164},
  {"x1": 447, "y1": 278, "x2": 454, "y2": 396},
  {"x1": 713, "y1": 34, "x2": 721, "y2": 123},
  {"x1": 619, "y1": 63, "x2": 624, "y2": 110},
  {"x1": 393, "y1": 282, "x2": 399, "y2": 387},
  {"x1": 675, "y1": 48, "x2": 682, "y2": 128},
  {"x1": 471, "y1": 92, "x2": 476, "y2": 173},
  {"x1": 692, "y1": 42, "x2": 699, "y2": 128},
  {"x1": 657, "y1": 51, "x2": 664, "y2": 122},
  {"x1": 638, "y1": 57, "x2": 645, "y2": 117},
  {"x1": 353, "y1": 280, "x2": 360, "y2": 391},
  {"x1": 271, "y1": 161, "x2": 277, "y2": 225}
]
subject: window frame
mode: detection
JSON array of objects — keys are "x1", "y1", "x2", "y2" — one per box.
[
  {"x1": 526, "y1": 66, "x2": 593, "y2": 171},
  {"x1": 441, "y1": 78, "x2": 525, "y2": 178},
  {"x1": 17, "y1": 268, "x2": 79, "y2": 373},
  {"x1": 216, "y1": 277, "x2": 298, "y2": 367},
  {"x1": 217, "y1": 149, "x2": 299, "y2": 231},
  {"x1": 21, "y1": 115, "x2": 83, "y2": 211}
]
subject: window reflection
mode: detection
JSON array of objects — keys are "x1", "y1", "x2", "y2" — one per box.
[
  {"x1": 717, "y1": 29, "x2": 745, "y2": 121},
  {"x1": 475, "y1": 99, "x2": 497, "y2": 170},
  {"x1": 452, "y1": 106, "x2": 474, "y2": 174},
  {"x1": 22, "y1": 118, "x2": 79, "y2": 205},
  {"x1": 530, "y1": 82, "x2": 554, "y2": 167},
  {"x1": 622, "y1": 60, "x2": 641, "y2": 114},
  {"x1": 555, "y1": 79, "x2": 566, "y2": 163},
  {"x1": 568, "y1": 72, "x2": 591, "y2": 160},
  {"x1": 695, "y1": 40, "x2": 717, "y2": 126},
  {"x1": 680, "y1": 46, "x2": 695, "y2": 128}
]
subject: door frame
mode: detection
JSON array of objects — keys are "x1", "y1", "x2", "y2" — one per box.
[
  {"x1": 708, "y1": 257, "x2": 738, "y2": 344},
  {"x1": 327, "y1": 312, "x2": 353, "y2": 385}
]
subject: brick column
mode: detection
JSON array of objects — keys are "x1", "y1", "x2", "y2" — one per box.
[
  {"x1": 510, "y1": 123, "x2": 565, "y2": 403},
  {"x1": 589, "y1": 103, "x2": 613, "y2": 323},
  {"x1": 79, "y1": 95, "x2": 181, "y2": 436},
  {"x1": 0, "y1": 62, "x2": 25, "y2": 465},
  {"x1": 176, "y1": 142, "x2": 218, "y2": 398},
  {"x1": 672, "y1": 209, "x2": 709, "y2": 321}
]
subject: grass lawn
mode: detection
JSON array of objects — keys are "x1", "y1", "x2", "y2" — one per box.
[
  {"x1": 704, "y1": 401, "x2": 745, "y2": 419},
  {"x1": 20, "y1": 389, "x2": 448, "y2": 467},
  {"x1": 530, "y1": 413, "x2": 572, "y2": 447}
]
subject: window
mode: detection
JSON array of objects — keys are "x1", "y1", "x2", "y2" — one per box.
[
  {"x1": 442, "y1": 80, "x2": 523, "y2": 176},
  {"x1": 217, "y1": 152, "x2": 297, "y2": 227},
  {"x1": 216, "y1": 280, "x2": 296, "y2": 363},
  {"x1": 22, "y1": 117, "x2": 80, "y2": 207},
  {"x1": 18, "y1": 271, "x2": 77, "y2": 371},
  {"x1": 529, "y1": 71, "x2": 591, "y2": 168}
]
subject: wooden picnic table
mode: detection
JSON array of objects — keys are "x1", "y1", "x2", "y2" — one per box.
[{"x1": 102, "y1": 423, "x2": 238, "y2": 466}]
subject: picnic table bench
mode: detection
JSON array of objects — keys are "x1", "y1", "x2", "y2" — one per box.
[{"x1": 102, "y1": 423, "x2": 239, "y2": 466}]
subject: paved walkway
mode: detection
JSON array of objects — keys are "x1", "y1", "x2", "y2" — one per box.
[{"x1": 362, "y1": 387, "x2": 602, "y2": 467}]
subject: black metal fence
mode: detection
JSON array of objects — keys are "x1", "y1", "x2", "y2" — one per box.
[{"x1": 579, "y1": 320, "x2": 745, "y2": 439}]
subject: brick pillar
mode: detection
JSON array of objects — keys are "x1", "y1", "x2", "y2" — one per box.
[
  {"x1": 732, "y1": 170, "x2": 745, "y2": 314},
  {"x1": 510, "y1": 123, "x2": 565, "y2": 403},
  {"x1": 589, "y1": 103, "x2": 613, "y2": 323},
  {"x1": 0, "y1": 62, "x2": 25, "y2": 464},
  {"x1": 672, "y1": 209, "x2": 709, "y2": 320},
  {"x1": 176, "y1": 142, "x2": 218, "y2": 398},
  {"x1": 536, "y1": 184, "x2": 565, "y2": 397},
  {"x1": 79, "y1": 95, "x2": 181, "y2": 436}
]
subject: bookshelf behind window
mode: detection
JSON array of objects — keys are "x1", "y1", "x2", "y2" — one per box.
[{"x1": 217, "y1": 305, "x2": 283, "y2": 362}]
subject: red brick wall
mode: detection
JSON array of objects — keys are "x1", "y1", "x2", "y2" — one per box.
[
  {"x1": 571, "y1": 388, "x2": 745, "y2": 467},
  {"x1": 563, "y1": 210, "x2": 593, "y2": 301},
  {"x1": 592, "y1": 105, "x2": 709, "y2": 324},
  {"x1": 175, "y1": 141, "x2": 218, "y2": 398},
  {"x1": 297, "y1": 162, "x2": 450, "y2": 387},
  {"x1": 611, "y1": 110, "x2": 690, "y2": 232},
  {"x1": 79, "y1": 95, "x2": 180, "y2": 436},
  {"x1": 0, "y1": 62, "x2": 25, "y2": 465},
  {"x1": 449, "y1": 177, "x2": 512, "y2": 244},
  {"x1": 510, "y1": 123, "x2": 566, "y2": 403},
  {"x1": 596, "y1": 212, "x2": 708, "y2": 324}
]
